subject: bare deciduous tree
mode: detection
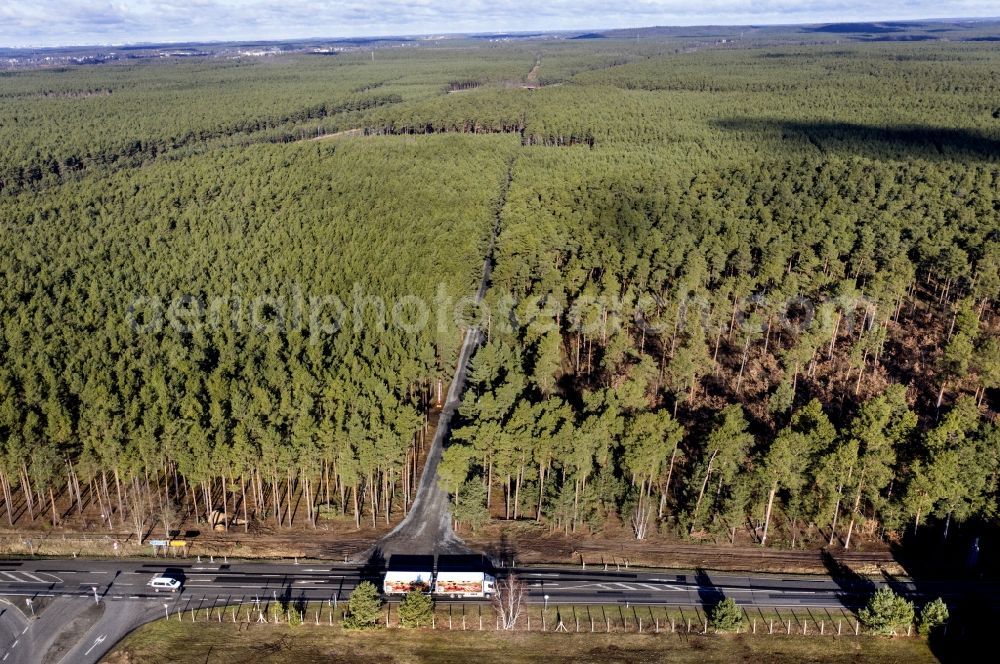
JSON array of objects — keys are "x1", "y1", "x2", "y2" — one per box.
[
  {"x1": 159, "y1": 499, "x2": 178, "y2": 537},
  {"x1": 631, "y1": 505, "x2": 652, "y2": 540},
  {"x1": 492, "y1": 574, "x2": 526, "y2": 630},
  {"x1": 126, "y1": 476, "x2": 150, "y2": 544}
]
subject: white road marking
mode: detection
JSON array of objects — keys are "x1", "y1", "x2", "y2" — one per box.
[
  {"x1": 0, "y1": 571, "x2": 64, "y2": 584},
  {"x1": 638, "y1": 583, "x2": 685, "y2": 592},
  {"x1": 183, "y1": 584, "x2": 280, "y2": 590},
  {"x1": 84, "y1": 635, "x2": 107, "y2": 656}
]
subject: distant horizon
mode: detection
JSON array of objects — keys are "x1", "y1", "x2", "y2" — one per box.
[
  {"x1": 3, "y1": 15, "x2": 999, "y2": 51},
  {"x1": 1, "y1": 0, "x2": 998, "y2": 50}
]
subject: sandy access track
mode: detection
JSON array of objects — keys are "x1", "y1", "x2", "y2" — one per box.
[{"x1": 368, "y1": 161, "x2": 509, "y2": 560}]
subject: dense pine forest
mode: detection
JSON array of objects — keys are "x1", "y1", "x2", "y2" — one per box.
[{"x1": 0, "y1": 36, "x2": 997, "y2": 555}]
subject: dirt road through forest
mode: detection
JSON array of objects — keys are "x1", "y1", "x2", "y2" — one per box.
[{"x1": 368, "y1": 160, "x2": 513, "y2": 559}]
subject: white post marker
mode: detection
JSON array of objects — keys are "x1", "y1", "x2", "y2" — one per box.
[
  {"x1": 544, "y1": 594, "x2": 549, "y2": 611},
  {"x1": 92, "y1": 586, "x2": 99, "y2": 604},
  {"x1": 163, "y1": 603, "x2": 169, "y2": 619}
]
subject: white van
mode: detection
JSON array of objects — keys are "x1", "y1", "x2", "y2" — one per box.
[{"x1": 149, "y1": 576, "x2": 182, "y2": 592}]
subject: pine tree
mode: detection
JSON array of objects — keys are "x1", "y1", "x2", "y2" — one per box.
[
  {"x1": 710, "y1": 597, "x2": 745, "y2": 631},
  {"x1": 859, "y1": 588, "x2": 915, "y2": 636},
  {"x1": 917, "y1": 598, "x2": 949, "y2": 636},
  {"x1": 343, "y1": 581, "x2": 383, "y2": 629},
  {"x1": 398, "y1": 590, "x2": 434, "y2": 628}
]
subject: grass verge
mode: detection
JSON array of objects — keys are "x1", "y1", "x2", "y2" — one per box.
[{"x1": 103, "y1": 615, "x2": 938, "y2": 664}]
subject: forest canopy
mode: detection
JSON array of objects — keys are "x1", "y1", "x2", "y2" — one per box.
[{"x1": 0, "y1": 39, "x2": 997, "y2": 552}]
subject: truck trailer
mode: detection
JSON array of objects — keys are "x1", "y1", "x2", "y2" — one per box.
[{"x1": 383, "y1": 554, "x2": 435, "y2": 594}]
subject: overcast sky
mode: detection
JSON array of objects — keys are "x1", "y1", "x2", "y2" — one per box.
[{"x1": 1, "y1": 1, "x2": 996, "y2": 47}]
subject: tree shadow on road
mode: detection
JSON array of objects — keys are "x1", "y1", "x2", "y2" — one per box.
[
  {"x1": 820, "y1": 550, "x2": 876, "y2": 615},
  {"x1": 360, "y1": 548, "x2": 387, "y2": 585},
  {"x1": 825, "y1": 547, "x2": 1000, "y2": 664},
  {"x1": 694, "y1": 568, "x2": 724, "y2": 620}
]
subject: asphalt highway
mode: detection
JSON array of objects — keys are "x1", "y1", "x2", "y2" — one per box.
[
  {"x1": 0, "y1": 557, "x2": 981, "y2": 609},
  {"x1": 0, "y1": 556, "x2": 990, "y2": 663}
]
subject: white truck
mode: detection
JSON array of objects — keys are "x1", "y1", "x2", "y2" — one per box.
[
  {"x1": 383, "y1": 554, "x2": 496, "y2": 598},
  {"x1": 433, "y1": 555, "x2": 496, "y2": 598}
]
